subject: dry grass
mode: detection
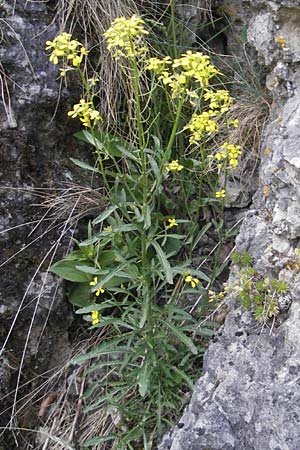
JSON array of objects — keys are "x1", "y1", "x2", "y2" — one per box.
[
  {"x1": 31, "y1": 183, "x2": 108, "y2": 223},
  {"x1": 54, "y1": 0, "x2": 139, "y2": 125},
  {"x1": 13, "y1": 329, "x2": 119, "y2": 450}
]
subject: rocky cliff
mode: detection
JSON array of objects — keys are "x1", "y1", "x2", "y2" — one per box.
[
  {"x1": 160, "y1": 1, "x2": 300, "y2": 449},
  {"x1": 1, "y1": 1, "x2": 300, "y2": 449}
]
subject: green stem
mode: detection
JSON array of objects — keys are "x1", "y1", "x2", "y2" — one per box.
[
  {"x1": 77, "y1": 68, "x2": 110, "y2": 192},
  {"x1": 165, "y1": 96, "x2": 185, "y2": 160},
  {"x1": 170, "y1": 0, "x2": 178, "y2": 58},
  {"x1": 130, "y1": 54, "x2": 148, "y2": 269}
]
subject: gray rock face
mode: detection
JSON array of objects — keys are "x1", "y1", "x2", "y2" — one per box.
[
  {"x1": 0, "y1": 0, "x2": 80, "y2": 439},
  {"x1": 160, "y1": 1, "x2": 300, "y2": 449}
]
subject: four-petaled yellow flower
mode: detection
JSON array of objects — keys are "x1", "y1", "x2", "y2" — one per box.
[
  {"x1": 89, "y1": 277, "x2": 105, "y2": 297},
  {"x1": 68, "y1": 99, "x2": 102, "y2": 127},
  {"x1": 95, "y1": 287, "x2": 105, "y2": 296},
  {"x1": 228, "y1": 118, "x2": 239, "y2": 128},
  {"x1": 185, "y1": 111, "x2": 218, "y2": 144},
  {"x1": 215, "y1": 190, "x2": 226, "y2": 198},
  {"x1": 166, "y1": 160, "x2": 184, "y2": 172},
  {"x1": 203, "y1": 89, "x2": 233, "y2": 114},
  {"x1": 167, "y1": 218, "x2": 178, "y2": 229},
  {"x1": 104, "y1": 15, "x2": 149, "y2": 60},
  {"x1": 46, "y1": 32, "x2": 88, "y2": 68},
  {"x1": 211, "y1": 142, "x2": 241, "y2": 169},
  {"x1": 91, "y1": 310, "x2": 100, "y2": 326},
  {"x1": 89, "y1": 277, "x2": 98, "y2": 287},
  {"x1": 185, "y1": 275, "x2": 200, "y2": 288}
]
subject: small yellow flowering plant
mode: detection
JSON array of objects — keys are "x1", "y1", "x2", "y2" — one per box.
[
  {"x1": 103, "y1": 15, "x2": 149, "y2": 60},
  {"x1": 45, "y1": 32, "x2": 88, "y2": 67},
  {"x1": 48, "y1": 15, "x2": 241, "y2": 449}
]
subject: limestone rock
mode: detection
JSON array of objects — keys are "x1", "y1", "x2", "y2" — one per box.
[{"x1": 160, "y1": 1, "x2": 300, "y2": 449}]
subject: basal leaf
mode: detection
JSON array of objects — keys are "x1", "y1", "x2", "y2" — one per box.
[{"x1": 50, "y1": 259, "x2": 90, "y2": 282}]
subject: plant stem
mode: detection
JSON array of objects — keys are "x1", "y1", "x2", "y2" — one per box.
[{"x1": 165, "y1": 96, "x2": 185, "y2": 160}]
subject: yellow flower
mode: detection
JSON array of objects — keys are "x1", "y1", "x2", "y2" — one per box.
[
  {"x1": 91, "y1": 310, "x2": 100, "y2": 326},
  {"x1": 166, "y1": 160, "x2": 184, "y2": 172},
  {"x1": 89, "y1": 277, "x2": 105, "y2": 296},
  {"x1": 211, "y1": 142, "x2": 241, "y2": 169},
  {"x1": 185, "y1": 111, "x2": 218, "y2": 143},
  {"x1": 215, "y1": 190, "x2": 226, "y2": 198},
  {"x1": 95, "y1": 287, "x2": 105, "y2": 296},
  {"x1": 167, "y1": 218, "x2": 178, "y2": 228},
  {"x1": 89, "y1": 276, "x2": 98, "y2": 286},
  {"x1": 146, "y1": 56, "x2": 171, "y2": 72},
  {"x1": 228, "y1": 118, "x2": 239, "y2": 128},
  {"x1": 185, "y1": 275, "x2": 200, "y2": 288},
  {"x1": 172, "y1": 50, "x2": 220, "y2": 87},
  {"x1": 68, "y1": 99, "x2": 102, "y2": 127},
  {"x1": 275, "y1": 35, "x2": 287, "y2": 49},
  {"x1": 263, "y1": 185, "x2": 270, "y2": 197},
  {"x1": 203, "y1": 89, "x2": 233, "y2": 113},
  {"x1": 104, "y1": 15, "x2": 149, "y2": 60},
  {"x1": 46, "y1": 32, "x2": 88, "y2": 67}
]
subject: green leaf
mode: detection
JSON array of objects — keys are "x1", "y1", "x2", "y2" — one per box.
[
  {"x1": 93, "y1": 205, "x2": 117, "y2": 225},
  {"x1": 72, "y1": 338, "x2": 129, "y2": 364},
  {"x1": 152, "y1": 241, "x2": 173, "y2": 284},
  {"x1": 137, "y1": 360, "x2": 150, "y2": 398},
  {"x1": 69, "y1": 157, "x2": 100, "y2": 173},
  {"x1": 95, "y1": 260, "x2": 134, "y2": 288},
  {"x1": 115, "y1": 144, "x2": 140, "y2": 162},
  {"x1": 63, "y1": 250, "x2": 85, "y2": 260},
  {"x1": 50, "y1": 259, "x2": 90, "y2": 282},
  {"x1": 171, "y1": 366, "x2": 194, "y2": 390},
  {"x1": 148, "y1": 155, "x2": 160, "y2": 177},
  {"x1": 190, "y1": 269, "x2": 211, "y2": 283},
  {"x1": 69, "y1": 284, "x2": 91, "y2": 307},
  {"x1": 75, "y1": 130, "x2": 102, "y2": 148},
  {"x1": 83, "y1": 434, "x2": 119, "y2": 446},
  {"x1": 161, "y1": 320, "x2": 198, "y2": 355},
  {"x1": 143, "y1": 204, "x2": 151, "y2": 230},
  {"x1": 75, "y1": 265, "x2": 100, "y2": 275},
  {"x1": 192, "y1": 223, "x2": 211, "y2": 251},
  {"x1": 196, "y1": 327, "x2": 216, "y2": 337}
]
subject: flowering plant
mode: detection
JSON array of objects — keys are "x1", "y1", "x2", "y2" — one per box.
[{"x1": 47, "y1": 15, "x2": 240, "y2": 448}]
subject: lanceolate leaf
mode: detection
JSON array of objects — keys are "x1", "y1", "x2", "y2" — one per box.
[
  {"x1": 93, "y1": 205, "x2": 117, "y2": 225},
  {"x1": 152, "y1": 241, "x2": 173, "y2": 284},
  {"x1": 138, "y1": 360, "x2": 150, "y2": 398},
  {"x1": 69, "y1": 157, "x2": 100, "y2": 173},
  {"x1": 161, "y1": 320, "x2": 198, "y2": 355}
]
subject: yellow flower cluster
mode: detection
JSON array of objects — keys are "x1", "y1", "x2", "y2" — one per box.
[
  {"x1": 103, "y1": 15, "x2": 149, "y2": 60},
  {"x1": 228, "y1": 118, "x2": 239, "y2": 128},
  {"x1": 203, "y1": 89, "x2": 233, "y2": 114},
  {"x1": 89, "y1": 277, "x2": 105, "y2": 297},
  {"x1": 185, "y1": 275, "x2": 200, "y2": 288},
  {"x1": 91, "y1": 310, "x2": 100, "y2": 326},
  {"x1": 45, "y1": 32, "x2": 88, "y2": 67},
  {"x1": 215, "y1": 190, "x2": 226, "y2": 198},
  {"x1": 185, "y1": 111, "x2": 218, "y2": 144},
  {"x1": 68, "y1": 99, "x2": 102, "y2": 127},
  {"x1": 146, "y1": 56, "x2": 171, "y2": 72},
  {"x1": 147, "y1": 51, "x2": 220, "y2": 98},
  {"x1": 214, "y1": 142, "x2": 241, "y2": 169},
  {"x1": 166, "y1": 160, "x2": 184, "y2": 172},
  {"x1": 173, "y1": 51, "x2": 220, "y2": 87},
  {"x1": 167, "y1": 218, "x2": 178, "y2": 229},
  {"x1": 208, "y1": 288, "x2": 227, "y2": 302}
]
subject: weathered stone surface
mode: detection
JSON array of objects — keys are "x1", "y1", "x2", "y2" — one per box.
[
  {"x1": 0, "y1": 1, "x2": 80, "y2": 441},
  {"x1": 160, "y1": 1, "x2": 300, "y2": 449}
]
